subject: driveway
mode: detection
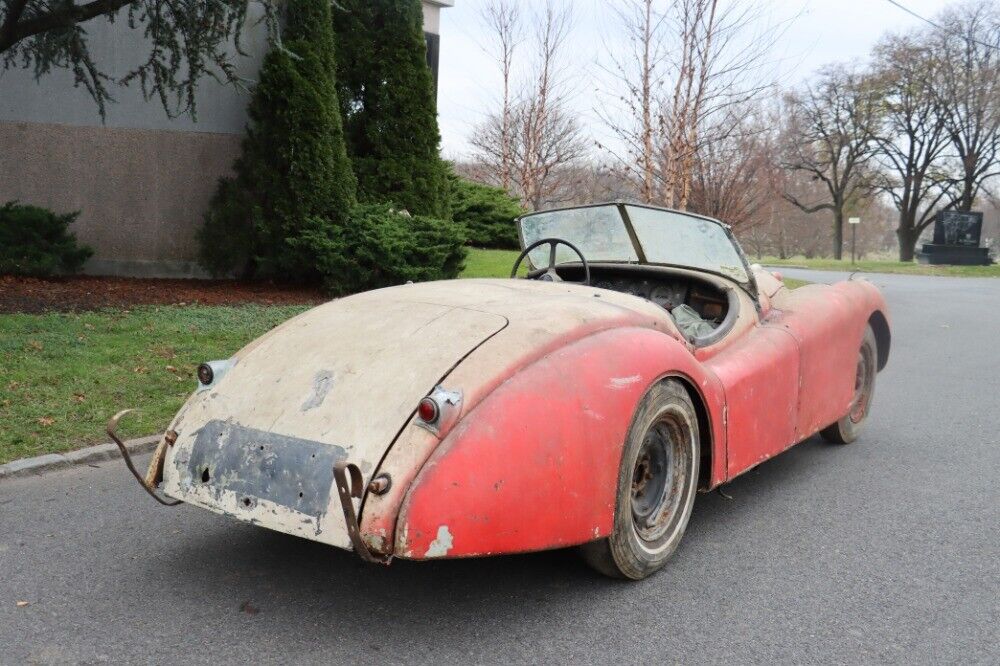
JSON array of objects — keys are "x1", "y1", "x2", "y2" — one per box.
[{"x1": 1, "y1": 271, "x2": 997, "y2": 664}]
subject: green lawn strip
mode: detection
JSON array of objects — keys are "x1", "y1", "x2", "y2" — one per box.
[
  {"x1": 460, "y1": 247, "x2": 522, "y2": 278},
  {"x1": 0, "y1": 305, "x2": 308, "y2": 464},
  {"x1": 762, "y1": 257, "x2": 998, "y2": 278}
]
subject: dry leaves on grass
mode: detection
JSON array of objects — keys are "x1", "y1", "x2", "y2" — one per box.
[{"x1": 37, "y1": 416, "x2": 55, "y2": 427}]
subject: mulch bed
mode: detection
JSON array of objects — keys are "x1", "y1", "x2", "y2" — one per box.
[{"x1": 0, "y1": 275, "x2": 327, "y2": 314}]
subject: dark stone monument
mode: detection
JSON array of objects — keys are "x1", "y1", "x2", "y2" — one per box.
[{"x1": 917, "y1": 211, "x2": 992, "y2": 265}]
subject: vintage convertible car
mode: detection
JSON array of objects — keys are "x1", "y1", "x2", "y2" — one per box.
[{"x1": 111, "y1": 203, "x2": 890, "y2": 579}]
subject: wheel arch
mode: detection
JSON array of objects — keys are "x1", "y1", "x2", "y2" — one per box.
[
  {"x1": 667, "y1": 374, "x2": 715, "y2": 492},
  {"x1": 868, "y1": 309, "x2": 891, "y2": 371}
]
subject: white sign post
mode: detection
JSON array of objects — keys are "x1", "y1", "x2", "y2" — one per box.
[{"x1": 848, "y1": 217, "x2": 861, "y2": 264}]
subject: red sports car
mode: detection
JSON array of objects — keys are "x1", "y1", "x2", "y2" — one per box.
[{"x1": 112, "y1": 203, "x2": 890, "y2": 579}]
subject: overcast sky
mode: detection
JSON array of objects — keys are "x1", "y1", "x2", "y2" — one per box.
[{"x1": 436, "y1": 0, "x2": 953, "y2": 159}]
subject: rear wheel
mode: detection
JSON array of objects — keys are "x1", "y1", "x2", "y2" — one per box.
[
  {"x1": 820, "y1": 325, "x2": 878, "y2": 445},
  {"x1": 580, "y1": 379, "x2": 699, "y2": 579}
]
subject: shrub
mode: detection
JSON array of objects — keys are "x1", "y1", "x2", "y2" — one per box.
[
  {"x1": 312, "y1": 204, "x2": 467, "y2": 295},
  {"x1": 198, "y1": 0, "x2": 356, "y2": 280},
  {"x1": 197, "y1": 178, "x2": 254, "y2": 277},
  {"x1": 0, "y1": 202, "x2": 92, "y2": 276},
  {"x1": 449, "y1": 176, "x2": 524, "y2": 249},
  {"x1": 334, "y1": 0, "x2": 451, "y2": 218}
]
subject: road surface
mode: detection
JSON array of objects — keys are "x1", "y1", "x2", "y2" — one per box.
[{"x1": 1, "y1": 271, "x2": 997, "y2": 664}]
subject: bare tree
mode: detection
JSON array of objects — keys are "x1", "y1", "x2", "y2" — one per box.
[
  {"x1": 870, "y1": 34, "x2": 953, "y2": 261},
  {"x1": 688, "y1": 107, "x2": 768, "y2": 230},
  {"x1": 471, "y1": 1, "x2": 587, "y2": 210},
  {"x1": 480, "y1": 0, "x2": 523, "y2": 192},
  {"x1": 597, "y1": 0, "x2": 782, "y2": 211},
  {"x1": 657, "y1": 0, "x2": 781, "y2": 209},
  {"x1": 595, "y1": 0, "x2": 667, "y2": 203},
  {"x1": 782, "y1": 66, "x2": 882, "y2": 259},
  {"x1": 931, "y1": 1, "x2": 1000, "y2": 212}
]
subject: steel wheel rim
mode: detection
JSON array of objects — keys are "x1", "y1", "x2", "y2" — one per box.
[
  {"x1": 630, "y1": 413, "x2": 688, "y2": 543},
  {"x1": 850, "y1": 345, "x2": 875, "y2": 424}
]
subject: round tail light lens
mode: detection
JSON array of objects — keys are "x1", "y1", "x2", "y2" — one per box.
[
  {"x1": 197, "y1": 363, "x2": 214, "y2": 386},
  {"x1": 417, "y1": 397, "x2": 440, "y2": 423}
]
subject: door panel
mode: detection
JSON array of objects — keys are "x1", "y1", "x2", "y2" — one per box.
[
  {"x1": 772, "y1": 289, "x2": 866, "y2": 438},
  {"x1": 703, "y1": 324, "x2": 800, "y2": 479}
]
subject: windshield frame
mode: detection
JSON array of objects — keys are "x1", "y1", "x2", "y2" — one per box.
[{"x1": 517, "y1": 202, "x2": 759, "y2": 300}]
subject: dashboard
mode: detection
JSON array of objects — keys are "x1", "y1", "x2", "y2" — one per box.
[
  {"x1": 592, "y1": 276, "x2": 688, "y2": 310},
  {"x1": 587, "y1": 270, "x2": 730, "y2": 323}
]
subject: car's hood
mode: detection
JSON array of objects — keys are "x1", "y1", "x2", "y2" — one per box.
[{"x1": 159, "y1": 279, "x2": 677, "y2": 548}]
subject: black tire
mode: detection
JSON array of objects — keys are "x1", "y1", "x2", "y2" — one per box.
[
  {"x1": 820, "y1": 325, "x2": 878, "y2": 445},
  {"x1": 580, "y1": 379, "x2": 700, "y2": 580}
]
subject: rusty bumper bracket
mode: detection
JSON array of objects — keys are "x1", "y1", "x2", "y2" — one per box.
[
  {"x1": 333, "y1": 460, "x2": 389, "y2": 564},
  {"x1": 107, "y1": 409, "x2": 181, "y2": 507}
]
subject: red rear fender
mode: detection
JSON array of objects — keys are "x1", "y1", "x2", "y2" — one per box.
[{"x1": 394, "y1": 327, "x2": 725, "y2": 560}]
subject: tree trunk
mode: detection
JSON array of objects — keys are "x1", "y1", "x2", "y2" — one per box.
[
  {"x1": 832, "y1": 210, "x2": 844, "y2": 260},
  {"x1": 896, "y1": 227, "x2": 917, "y2": 262},
  {"x1": 959, "y1": 174, "x2": 975, "y2": 211}
]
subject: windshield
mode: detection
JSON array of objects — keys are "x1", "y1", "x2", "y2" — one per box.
[
  {"x1": 520, "y1": 205, "x2": 639, "y2": 267},
  {"x1": 518, "y1": 203, "x2": 750, "y2": 284},
  {"x1": 625, "y1": 206, "x2": 750, "y2": 283}
]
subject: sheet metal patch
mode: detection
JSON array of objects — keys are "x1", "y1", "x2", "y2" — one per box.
[{"x1": 182, "y1": 420, "x2": 346, "y2": 517}]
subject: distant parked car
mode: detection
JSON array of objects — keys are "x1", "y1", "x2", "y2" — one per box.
[{"x1": 111, "y1": 202, "x2": 891, "y2": 579}]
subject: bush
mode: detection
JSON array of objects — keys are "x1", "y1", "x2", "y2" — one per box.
[
  {"x1": 0, "y1": 202, "x2": 92, "y2": 276},
  {"x1": 334, "y1": 0, "x2": 451, "y2": 218},
  {"x1": 449, "y1": 176, "x2": 524, "y2": 249},
  {"x1": 197, "y1": 178, "x2": 254, "y2": 278},
  {"x1": 198, "y1": 0, "x2": 356, "y2": 280},
  {"x1": 311, "y1": 204, "x2": 467, "y2": 295}
]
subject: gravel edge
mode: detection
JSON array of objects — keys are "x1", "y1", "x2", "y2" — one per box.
[{"x1": 0, "y1": 434, "x2": 162, "y2": 482}]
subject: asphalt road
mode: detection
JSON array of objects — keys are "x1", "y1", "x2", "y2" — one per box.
[{"x1": 2, "y1": 271, "x2": 998, "y2": 665}]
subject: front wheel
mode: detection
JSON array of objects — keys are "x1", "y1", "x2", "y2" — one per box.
[
  {"x1": 580, "y1": 379, "x2": 699, "y2": 579},
  {"x1": 820, "y1": 325, "x2": 878, "y2": 444}
]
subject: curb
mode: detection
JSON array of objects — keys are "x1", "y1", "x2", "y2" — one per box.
[{"x1": 0, "y1": 434, "x2": 162, "y2": 482}]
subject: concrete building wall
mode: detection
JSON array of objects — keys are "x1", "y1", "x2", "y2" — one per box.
[{"x1": 0, "y1": 1, "x2": 452, "y2": 278}]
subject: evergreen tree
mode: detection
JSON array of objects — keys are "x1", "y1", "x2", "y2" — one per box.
[
  {"x1": 333, "y1": 0, "x2": 451, "y2": 218},
  {"x1": 448, "y1": 174, "x2": 525, "y2": 250},
  {"x1": 199, "y1": 0, "x2": 356, "y2": 280}
]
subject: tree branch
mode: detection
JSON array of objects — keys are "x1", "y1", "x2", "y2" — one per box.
[
  {"x1": 2, "y1": 0, "x2": 133, "y2": 52},
  {"x1": 0, "y1": 0, "x2": 30, "y2": 51},
  {"x1": 782, "y1": 192, "x2": 834, "y2": 214}
]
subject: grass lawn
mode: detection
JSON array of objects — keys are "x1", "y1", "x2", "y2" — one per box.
[
  {"x1": 0, "y1": 249, "x2": 808, "y2": 465},
  {"x1": 0, "y1": 306, "x2": 309, "y2": 465},
  {"x1": 460, "y1": 247, "x2": 522, "y2": 278},
  {"x1": 762, "y1": 256, "x2": 998, "y2": 278}
]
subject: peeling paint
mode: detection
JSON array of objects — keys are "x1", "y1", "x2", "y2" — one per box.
[
  {"x1": 608, "y1": 374, "x2": 641, "y2": 389},
  {"x1": 365, "y1": 533, "x2": 385, "y2": 552},
  {"x1": 301, "y1": 370, "x2": 335, "y2": 411},
  {"x1": 425, "y1": 525, "x2": 454, "y2": 557}
]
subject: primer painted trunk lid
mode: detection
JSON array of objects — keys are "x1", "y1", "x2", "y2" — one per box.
[{"x1": 160, "y1": 292, "x2": 507, "y2": 549}]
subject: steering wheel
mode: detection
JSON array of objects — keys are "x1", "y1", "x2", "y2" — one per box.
[{"x1": 510, "y1": 238, "x2": 591, "y2": 285}]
